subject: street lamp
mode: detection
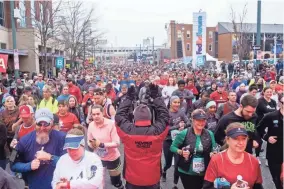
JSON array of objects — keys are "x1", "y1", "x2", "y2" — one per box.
[
  {"x1": 273, "y1": 36, "x2": 277, "y2": 64},
  {"x1": 256, "y1": 0, "x2": 262, "y2": 67}
]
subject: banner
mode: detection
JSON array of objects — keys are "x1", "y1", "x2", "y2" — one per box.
[
  {"x1": 196, "y1": 55, "x2": 206, "y2": 67},
  {"x1": 192, "y1": 12, "x2": 207, "y2": 67},
  {"x1": 0, "y1": 54, "x2": 8, "y2": 73},
  {"x1": 55, "y1": 57, "x2": 64, "y2": 69}
]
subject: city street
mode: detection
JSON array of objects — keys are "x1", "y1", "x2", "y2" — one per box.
[{"x1": 104, "y1": 142, "x2": 276, "y2": 189}]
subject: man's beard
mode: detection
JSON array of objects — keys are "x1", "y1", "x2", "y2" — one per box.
[
  {"x1": 241, "y1": 109, "x2": 251, "y2": 120},
  {"x1": 36, "y1": 130, "x2": 50, "y2": 145}
]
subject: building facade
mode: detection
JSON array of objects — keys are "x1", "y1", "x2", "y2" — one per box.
[
  {"x1": 0, "y1": 0, "x2": 65, "y2": 75},
  {"x1": 167, "y1": 20, "x2": 216, "y2": 59},
  {"x1": 217, "y1": 22, "x2": 283, "y2": 62}
]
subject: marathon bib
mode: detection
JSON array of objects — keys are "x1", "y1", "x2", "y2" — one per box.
[
  {"x1": 171, "y1": 130, "x2": 180, "y2": 141},
  {"x1": 95, "y1": 147, "x2": 108, "y2": 158},
  {"x1": 192, "y1": 157, "x2": 205, "y2": 173}
]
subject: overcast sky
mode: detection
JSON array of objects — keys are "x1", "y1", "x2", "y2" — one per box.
[{"x1": 89, "y1": 0, "x2": 284, "y2": 47}]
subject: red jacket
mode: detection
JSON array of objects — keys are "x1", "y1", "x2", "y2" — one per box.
[
  {"x1": 210, "y1": 91, "x2": 228, "y2": 107},
  {"x1": 68, "y1": 84, "x2": 82, "y2": 103},
  {"x1": 115, "y1": 98, "x2": 169, "y2": 186}
]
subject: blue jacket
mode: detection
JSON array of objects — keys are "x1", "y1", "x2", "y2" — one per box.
[{"x1": 11, "y1": 130, "x2": 66, "y2": 189}]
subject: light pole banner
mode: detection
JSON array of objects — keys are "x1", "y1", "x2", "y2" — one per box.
[
  {"x1": 55, "y1": 57, "x2": 64, "y2": 69},
  {"x1": 0, "y1": 54, "x2": 8, "y2": 73},
  {"x1": 192, "y1": 12, "x2": 207, "y2": 67}
]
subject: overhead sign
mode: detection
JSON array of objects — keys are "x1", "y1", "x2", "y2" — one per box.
[
  {"x1": 14, "y1": 49, "x2": 19, "y2": 70},
  {"x1": 55, "y1": 57, "x2": 64, "y2": 68},
  {"x1": 252, "y1": 46, "x2": 261, "y2": 50},
  {"x1": 0, "y1": 54, "x2": 8, "y2": 73}
]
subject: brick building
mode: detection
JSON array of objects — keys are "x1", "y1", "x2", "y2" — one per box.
[
  {"x1": 166, "y1": 20, "x2": 216, "y2": 59},
  {"x1": 166, "y1": 20, "x2": 283, "y2": 62},
  {"x1": 0, "y1": 0, "x2": 65, "y2": 75}
]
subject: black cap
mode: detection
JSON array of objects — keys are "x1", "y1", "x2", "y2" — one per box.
[
  {"x1": 192, "y1": 111, "x2": 207, "y2": 120},
  {"x1": 226, "y1": 128, "x2": 248, "y2": 138}
]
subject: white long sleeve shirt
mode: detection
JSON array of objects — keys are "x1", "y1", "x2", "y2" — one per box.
[{"x1": 52, "y1": 151, "x2": 104, "y2": 189}]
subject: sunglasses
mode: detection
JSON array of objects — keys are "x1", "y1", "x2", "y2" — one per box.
[{"x1": 36, "y1": 122, "x2": 51, "y2": 127}]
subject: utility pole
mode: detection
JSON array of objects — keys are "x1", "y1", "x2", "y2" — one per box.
[
  {"x1": 140, "y1": 44, "x2": 142, "y2": 57},
  {"x1": 10, "y1": 1, "x2": 19, "y2": 79},
  {"x1": 256, "y1": 0, "x2": 261, "y2": 66}
]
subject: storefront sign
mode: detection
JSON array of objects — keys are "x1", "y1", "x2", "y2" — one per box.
[{"x1": 0, "y1": 54, "x2": 8, "y2": 73}]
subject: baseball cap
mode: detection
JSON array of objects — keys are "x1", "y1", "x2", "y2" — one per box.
[
  {"x1": 217, "y1": 82, "x2": 224, "y2": 87},
  {"x1": 226, "y1": 127, "x2": 248, "y2": 139},
  {"x1": 192, "y1": 110, "x2": 207, "y2": 120},
  {"x1": 63, "y1": 134, "x2": 85, "y2": 150},
  {"x1": 35, "y1": 108, "x2": 53, "y2": 123},
  {"x1": 19, "y1": 105, "x2": 34, "y2": 118}
]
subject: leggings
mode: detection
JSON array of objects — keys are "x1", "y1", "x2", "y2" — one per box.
[
  {"x1": 268, "y1": 160, "x2": 283, "y2": 189},
  {"x1": 162, "y1": 140, "x2": 179, "y2": 184},
  {"x1": 179, "y1": 172, "x2": 204, "y2": 189}
]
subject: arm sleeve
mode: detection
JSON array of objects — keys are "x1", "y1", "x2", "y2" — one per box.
[
  {"x1": 52, "y1": 100, "x2": 59, "y2": 114},
  {"x1": 216, "y1": 104, "x2": 224, "y2": 119},
  {"x1": 147, "y1": 97, "x2": 170, "y2": 135},
  {"x1": 51, "y1": 159, "x2": 61, "y2": 189},
  {"x1": 0, "y1": 125, "x2": 7, "y2": 147},
  {"x1": 256, "y1": 115, "x2": 269, "y2": 139},
  {"x1": 214, "y1": 118, "x2": 227, "y2": 145},
  {"x1": 170, "y1": 130, "x2": 186, "y2": 153},
  {"x1": 70, "y1": 156, "x2": 104, "y2": 189},
  {"x1": 104, "y1": 125, "x2": 120, "y2": 148},
  {"x1": 202, "y1": 180, "x2": 215, "y2": 189},
  {"x1": 115, "y1": 99, "x2": 134, "y2": 134},
  {"x1": 11, "y1": 140, "x2": 32, "y2": 173}
]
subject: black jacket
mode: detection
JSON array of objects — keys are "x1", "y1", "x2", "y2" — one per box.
[{"x1": 257, "y1": 110, "x2": 283, "y2": 163}]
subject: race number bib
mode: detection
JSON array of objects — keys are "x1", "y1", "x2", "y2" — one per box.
[
  {"x1": 192, "y1": 157, "x2": 205, "y2": 173},
  {"x1": 95, "y1": 147, "x2": 108, "y2": 158},
  {"x1": 171, "y1": 130, "x2": 180, "y2": 141}
]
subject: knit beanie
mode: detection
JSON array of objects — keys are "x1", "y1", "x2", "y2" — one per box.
[
  {"x1": 206, "y1": 101, "x2": 217, "y2": 109},
  {"x1": 133, "y1": 104, "x2": 152, "y2": 126}
]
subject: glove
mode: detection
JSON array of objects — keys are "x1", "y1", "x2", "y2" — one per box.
[
  {"x1": 126, "y1": 86, "x2": 136, "y2": 100},
  {"x1": 148, "y1": 83, "x2": 160, "y2": 99}
]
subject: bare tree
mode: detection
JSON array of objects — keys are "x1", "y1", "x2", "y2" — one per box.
[
  {"x1": 230, "y1": 3, "x2": 251, "y2": 62},
  {"x1": 58, "y1": 1, "x2": 103, "y2": 63},
  {"x1": 24, "y1": 0, "x2": 63, "y2": 76}
]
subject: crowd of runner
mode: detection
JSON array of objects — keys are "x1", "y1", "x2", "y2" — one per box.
[{"x1": 0, "y1": 60, "x2": 283, "y2": 189}]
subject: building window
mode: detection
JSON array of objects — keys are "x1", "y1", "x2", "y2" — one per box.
[
  {"x1": 0, "y1": 0, "x2": 4, "y2": 26},
  {"x1": 19, "y1": 0, "x2": 26, "y2": 27},
  {"x1": 209, "y1": 31, "x2": 213, "y2": 39},
  {"x1": 40, "y1": 3, "x2": 43, "y2": 22},
  {"x1": 209, "y1": 44, "x2": 212, "y2": 51},
  {"x1": 187, "y1": 43, "x2": 190, "y2": 51},
  {"x1": 177, "y1": 30, "x2": 182, "y2": 38},
  {"x1": 30, "y1": 0, "x2": 35, "y2": 26},
  {"x1": 0, "y1": 43, "x2": 6, "y2": 49},
  {"x1": 187, "y1": 31, "x2": 191, "y2": 38}
]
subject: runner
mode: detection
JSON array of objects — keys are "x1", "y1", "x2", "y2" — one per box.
[
  {"x1": 52, "y1": 125, "x2": 104, "y2": 189},
  {"x1": 257, "y1": 93, "x2": 283, "y2": 189},
  {"x1": 162, "y1": 96, "x2": 189, "y2": 188},
  {"x1": 11, "y1": 108, "x2": 66, "y2": 189},
  {"x1": 203, "y1": 122, "x2": 263, "y2": 189},
  {"x1": 115, "y1": 85, "x2": 169, "y2": 189},
  {"x1": 88, "y1": 105, "x2": 124, "y2": 189},
  {"x1": 170, "y1": 109, "x2": 216, "y2": 189}
]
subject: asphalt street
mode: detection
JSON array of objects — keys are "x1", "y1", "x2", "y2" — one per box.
[{"x1": 104, "y1": 142, "x2": 276, "y2": 189}]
